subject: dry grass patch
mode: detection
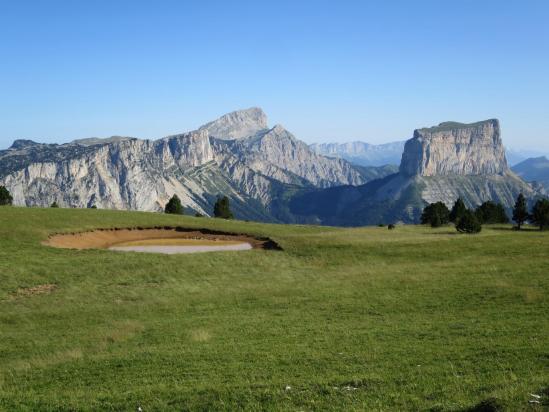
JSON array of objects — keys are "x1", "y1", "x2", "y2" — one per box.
[{"x1": 10, "y1": 283, "x2": 57, "y2": 299}]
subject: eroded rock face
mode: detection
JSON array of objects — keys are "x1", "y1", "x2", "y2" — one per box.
[
  {"x1": 0, "y1": 108, "x2": 370, "y2": 220},
  {"x1": 400, "y1": 119, "x2": 508, "y2": 176}
]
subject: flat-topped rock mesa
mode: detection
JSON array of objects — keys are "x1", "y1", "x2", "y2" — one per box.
[{"x1": 400, "y1": 119, "x2": 509, "y2": 176}]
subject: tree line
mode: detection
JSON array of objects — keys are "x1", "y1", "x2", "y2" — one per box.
[
  {"x1": 421, "y1": 194, "x2": 549, "y2": 233},
  {"x1": 3, "y1": 184, "x2": 549, "y2": 229}
]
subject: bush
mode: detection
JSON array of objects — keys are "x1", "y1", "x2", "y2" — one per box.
[
  {"x1": 164, "y1": 194, "x2": 183, "y2": 215},
  {"x1": 474, "y1": 201, "x2": 509, "y2": 224},
  {"x1": 421, "y1": 202, "x2": 450, "y2": 227},
  {"x1": 456, "y1": 210, "x2": 482, "y2": 234},
  {"x1": 213, "y1": 196, "x2": 234, "y2": 219},
  {"x1": 0, "y1": 186, "x2": 13, "y2": 206},
  {"x1": 50, "y1": 201, "x2": 59, "y2": 208},
  {"x1": 531, "y1": 198, "x2": 549, "y2": 231},
  {"x1": 388, "y1": 224, "x2": 395, "y2": 230}
]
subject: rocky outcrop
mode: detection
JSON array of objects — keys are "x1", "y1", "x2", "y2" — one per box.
[
  {"x1": 400, "y1": 119, "x2": 508, "y2": 176},
  {"x1": 199, "y1": 107, "x2": 268, "y2": 140}
]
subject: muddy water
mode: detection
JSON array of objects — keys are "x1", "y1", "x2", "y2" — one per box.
[{"x1": 108, "y1": 238, "x2": 253, "y2": 254}]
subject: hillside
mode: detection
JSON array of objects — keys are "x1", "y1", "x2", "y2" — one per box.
[
  {"x1": 1, "y1": 207, "x2": 548, "y2": 410},
  {"x1": 512, "y1": 156, "x2": 549, "y2": 192}
]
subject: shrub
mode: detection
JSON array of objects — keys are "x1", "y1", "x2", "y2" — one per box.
[
  {"x1": 449, "y1": 198, "x2": 467, "y2": 223},
  {"x1": 512, "y1": 193, "x2": 529, "y2": 229},
  {"x1": 421, "y1": 202, "x2": 450, "y2": 227},
  {"x1": 474, "y1": 201, "x2": 509, "y2": 224},
  {"x1": 531, "y1": 198, "x2": 549, "y2": 231},
  {"x1": 164, "y1": 194, "x2": 183, "y2": 215},
  {"x1": 456, "y1": 210, "x2": 482, "y2": 234},
  {"x1": 213, "y1": 196, "x2": 234, "y2": 219},
  {"x1": 388, "y1": 224, "x2": 395, "y2": 230},
  {"x1": 50, "y1": 201, "x2": 59, "y2": 208},
  {"x1": 0, "y1": 186, "x2": 13, "y2": 206}
]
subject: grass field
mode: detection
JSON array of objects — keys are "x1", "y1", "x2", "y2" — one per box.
[{"x1": 0, "y1": 207, "x2": 548, "y2": 411}]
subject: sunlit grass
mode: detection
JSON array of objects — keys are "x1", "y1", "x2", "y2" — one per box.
[{"x1": 0, "y1": 206, "x2": 547, "y2": 410}]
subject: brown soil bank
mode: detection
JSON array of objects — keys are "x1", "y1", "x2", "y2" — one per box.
[{"x1": 44, "y1": 226, "x2": 282, "y2": 251}]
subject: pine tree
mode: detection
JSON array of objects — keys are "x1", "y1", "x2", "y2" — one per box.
[
  {"x1": 512, "y1": 193, "x2": 529, "y2": 229},
  {"x1": 449, "y1": 198, "x2": 467, "y2": 223},
  {"x1": 475, "y1": 201, "x2": 509, "y2": 224},
  {"x1": 0, "y1": 186, "x2": 13, "y2": 206},
  {"x1": 164, "y1": 194, "x2": 183, "y2": 215},
  {"x1": 213, "y1": 196, "x2": 234, "y2": 219},
  {"x1": 421, "y1": 202, "x2": 450, "y2": 227},
  {"x1": 456, "y1": 209, "x2": 482, "y2": 234},
  {"x1": 531, "y1": 198, "x2": 549, "y2": 231},
  {"x1": 431, "y1": 212, "x2": 442, "y2": 228}
]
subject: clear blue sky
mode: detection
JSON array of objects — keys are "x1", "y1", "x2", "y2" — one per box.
[{"x1": 1, "y1": 0, "x2": 548, "y2": 151}]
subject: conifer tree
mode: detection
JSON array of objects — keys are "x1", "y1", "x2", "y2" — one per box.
[
  {"x1": 531, "y1": 198, "x2": 549, "y2": 231},
  {"x1": 475, "y1": 201, "x2": 509, "y2": 224},
  {"x1": 165, "y1": 194, "x2": 183, "y2": 215},
  {"x1": 213, "y1": 196, "x2": 234, "y2": 219},
  {"x1": 0, "y1": 186, "x2": 13, "y2": 206},
  {"x1": 421, "y1": 202, "x2": 450, "y2": 227},
  {"x1": 449, "y1": 198, "x2": 467, "y2": 223},
  {"x1": 512, "y1": 193, "x2": 529, "y2": 230},
  {"x1": 456, "y1": 209, "x2": 482, "y2": 233}
]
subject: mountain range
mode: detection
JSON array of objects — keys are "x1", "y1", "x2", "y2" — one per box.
[
  {"x1": 0, "y1": 109, "x2": 541, "y2": 225},
  {"x1": 0, "y1": 108, "x2": 395, "y2": 222}
]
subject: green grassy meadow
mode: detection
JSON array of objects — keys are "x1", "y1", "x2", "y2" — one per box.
[{"x1": 0, "y1": 207, "x2": 548, "y2": 411}]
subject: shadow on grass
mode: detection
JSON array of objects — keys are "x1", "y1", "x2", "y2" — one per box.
[
  {"x1": 489, "y1": 226, "x2": 540, "y2": 232},
  {"x1": 459, "y1": 397, "x2": 505, "y2": 412}
]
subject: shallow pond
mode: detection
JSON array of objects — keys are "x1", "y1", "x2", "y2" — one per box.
[{"x1": 108, "y1": 238, "x2": 253, "y2": 254}]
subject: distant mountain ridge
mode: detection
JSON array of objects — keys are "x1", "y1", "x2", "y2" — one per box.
[
  {"x1": 310, "y1": 141, "x2": 405, "y2": 167},
  {"x1": 512, "y1": 156, "x2": 549, "y2": 193}
]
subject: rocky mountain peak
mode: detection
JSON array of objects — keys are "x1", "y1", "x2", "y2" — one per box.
[
  {"x1": 400, "y1": 119, "x2": 508, "y2": 176},
  {"x1": 199, "y1": 107, "x2": 268, "y2": 140}
]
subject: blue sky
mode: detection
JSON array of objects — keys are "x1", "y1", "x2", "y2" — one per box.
[{"x1": 1, "y1": 0, "x2": 548, "y2": 151}]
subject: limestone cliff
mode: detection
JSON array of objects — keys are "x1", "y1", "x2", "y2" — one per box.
[
  {"x1": 400, "y1": 119, "x2": 508, "y2": 176},
  {"x1": 0, "y1": 108, "x2": 381, "y2": 221}
]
